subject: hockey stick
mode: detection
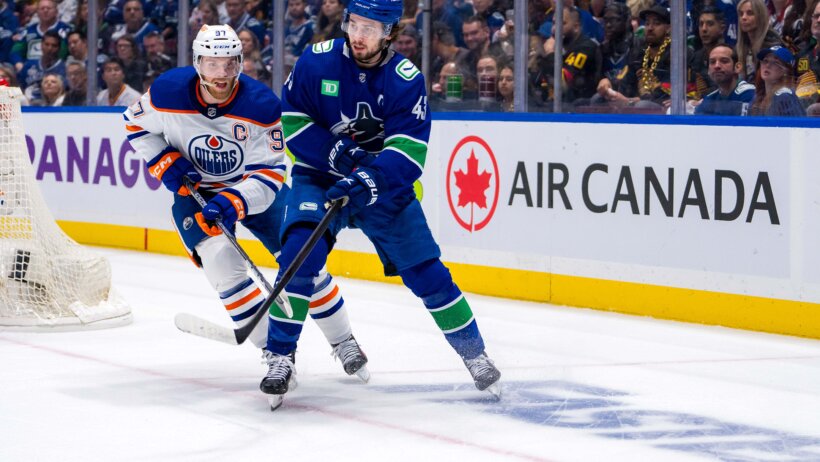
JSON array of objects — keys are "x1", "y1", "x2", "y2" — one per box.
[
  {"x1": 182, "y1": 177, "x2": 292, "y2": 318},
  {"x1": 174, "y1": 198, "x2": 343, "y2": 345}
]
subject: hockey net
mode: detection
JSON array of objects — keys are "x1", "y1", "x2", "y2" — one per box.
[{"x1": 0, "y1": 86, "x2": 131, "y2": 330}]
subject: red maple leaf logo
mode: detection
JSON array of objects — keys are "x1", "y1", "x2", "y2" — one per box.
[{"x1": 454, "y1": 150, "x2": 492, "y2": 209}]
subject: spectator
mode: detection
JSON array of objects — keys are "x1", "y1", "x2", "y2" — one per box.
[
  {"x1": 35, "y1": 72, "x2": 65, "y2": 106},
  {"x1": 400, "y1": 0, "x2": 417, "y2": 27},
  {"x1": 0, "y1": 0, "x2": 20, "y2": 64},
  {"x1": 109, "y1": 0, "x2": 160, "y2": 55},
  {"x1": 55, "y1": 0, "x2": 78, "y2": 24},
  {"x1": 143, "y1": 31, "x2": 173, "y2": 76},
  {"x1": 11, "y1": 0, "x2": 71, "y2": 72},
  {"x1": 430, "y1": 60, "x2": 461, "y2": 102},
  {"x1": 417, "y1": 0, "x2": 472, "y2": 48},
  {"x1": 114, "y1": 35, "x2": 148, "y2": 92},
  {"x1": 691, "y1": 6, "x2": 726, "y2": 97},
  {"x1": 242, "y1": 56, "x2": 270, "y2": 84},
  {"x1": 770, "y1": 0, "x2": 790, "y2": 36},
  {"x1": 238, "y1": 28, "x2": 262, "y2": 64},
  {"x1": 594, "y1": 3, "x2": 637, "y2": 108},
  {"x1": 0, "y1": 63, "x2": 29, "y2": 104},
  {"x1": 795, "y1": 1, "x2": 820, "y2": 110},
  {"x1": 19, "y1": 30, "x2": 66, "y2": 103},
  {"x1": 66, "y1": 30, "x2": 109, "y2": 70},
  {"x1": 797, "y1": 0, "x2": 820, "y2": 46},
  {"x1": 72, "y1": 0, "x2": 112, "y2": 53},
  {"x1": 461, "y1": 16, "x2": 506, "y2": 92},
  {"x1": 750, "y1": 45, "x2": 805, "y2": 114},
  {"x1": 631, "y1": 5, "x2": 678, "y2": 109},
  {"x1": 393, "y1": 24, "x2": 421, "y2": 68},
  {"x1": 430, "y1": 21, "x2": 470, "y2": 83},
  {"x1": 225, "y1": 0, "x2": 265, "y2": 43},
  {"x1": 782, "y1": 0, "x2": 808, "y2": 48},
  {"x1": 497, "y1": 62, "x2": 514, "y2": 111},
  {"x1": 472, "y1": 0, "x2": 505, "y2": 37},
  {"x1": 284, "y1": 0, "x2": 314, "y2": 58},
  {"x1": 539, "y1": 5, "x2": 602, "y2": 107},
  {"x1": 62, "y1": 60, "x2": 87, "y2": 105},
  {"x1": 476, "y1": 53, "x2": 500, "y2": 102},
  {"x1": 737, "y1": 0, "x2": 783, "y2": 79},
  {"x1": 189, "y1": 0, "x2": 221, "y2": 32},
  {"x1": 96, "y1": 57, "x2": 141, "y2": 106},
  {"x1": 695, "y1": 44, "x2": 756, "y2": 114},
  {"x1": 313, "y1": 0, "x2": 344, "y2": 42}
]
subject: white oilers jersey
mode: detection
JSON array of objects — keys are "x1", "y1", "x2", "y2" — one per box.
[{"x1": 123, "y1": 67, "x2": 286, "y2": 215}]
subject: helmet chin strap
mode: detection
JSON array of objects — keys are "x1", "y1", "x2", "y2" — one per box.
[{"x1": 197, "y1": 72, "x2": 238, "y2": 102}]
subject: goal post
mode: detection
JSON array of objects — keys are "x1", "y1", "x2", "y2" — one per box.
[{"x1": 0, "y1": 86, "x2": 132, "y2": 331}]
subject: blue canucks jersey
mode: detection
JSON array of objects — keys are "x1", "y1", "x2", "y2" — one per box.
[
  {"x1": 281, "y1": 38, "x2": 430, "y2": 195},
  {"x1": 696, "y1": 79, "x2": 755, "y2": 116}
]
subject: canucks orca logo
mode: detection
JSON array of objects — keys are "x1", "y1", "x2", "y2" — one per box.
[
  {"x1": 188, "y1": 135, "x2": 244, "y2": 176},
  {"x1": 330, "y1": 102, "x2": 384, "y2": 152}
]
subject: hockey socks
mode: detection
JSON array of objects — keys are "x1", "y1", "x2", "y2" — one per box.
[{"x1": 400, "y1": 259, "x2": 486, "y2": 359}]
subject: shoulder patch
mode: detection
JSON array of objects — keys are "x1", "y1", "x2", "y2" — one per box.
[
  {"x1": 312, "y1": 40, "x2": 334, "y2": 54},
  {"x1": 774, "y1": 87, "x2": 794, "y2": 96},
  {"x1": 395, "y1": 59, "x2": 420, "y2": 81},
  {"x1": 735, "y1": 81, "x2": 755, "y2": 94}
]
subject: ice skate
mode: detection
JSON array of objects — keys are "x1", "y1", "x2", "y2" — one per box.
[
  {"x1": 331, "y1": 334, "x2": 370, "y2": 383},
  {"x1": 464, "y1": 351, "x2": 502, "y2": 400},
  {"x1": 260, "y1": 350, "x2": 297, "y2": 411}
]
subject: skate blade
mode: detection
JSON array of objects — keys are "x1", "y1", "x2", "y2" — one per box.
[
  {"x1": 485, "y1": 381, "x2": 502, "y2": 401},
  {"x1": 268, "y1": 394, "x2": 284, "y2": 411},
  {"x1": 354, "y1": 365, "x2": 370, "y2": 383}
]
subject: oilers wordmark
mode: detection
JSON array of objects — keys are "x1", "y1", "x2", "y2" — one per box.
[{"x1": 188, "y1": 134, "x2": 244, "y2": 176}]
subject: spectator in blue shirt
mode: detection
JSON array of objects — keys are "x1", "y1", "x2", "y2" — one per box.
[
  {"x1": 284, "y1": 0, "x2": 314, "y2": 58},
  {"x1": 18, "y1": 30, "x2": 66, "y2": 103},
  {"x1": 0, "y1": 0, "x2": 19, "y2": 64},
  {"x1": 696, "y1": 44, "x2": 755, "y2": 115}
]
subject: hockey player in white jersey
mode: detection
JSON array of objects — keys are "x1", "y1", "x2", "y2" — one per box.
[{"x1": 122, "y1": 25, "x2": 369, "y2": 400}]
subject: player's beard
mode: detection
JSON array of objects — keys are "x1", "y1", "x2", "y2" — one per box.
[
  {"x1": 201, "y1": 78, "x2": 236, "y2": 102},
  {"x1": 349, "y1": 37, "x2": 387, "y2": 67}
]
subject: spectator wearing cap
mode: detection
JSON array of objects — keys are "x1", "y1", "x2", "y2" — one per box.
[
  {"x1": 393, "y1": 25, "x2": 421, "y2": 68},
  {"x1": 622, "y1": 4, "x2": 694, "y2": 110},
  {"x1": 751, "y1": 46, "x2": 805, "y2": 115},
  {"x1": 594, "y1": 2, "x2": 638, "y2": 108},
  {"x1": 109, "y1": 0, "x2": 160, "y2": 55},
  {"x1": 736, "y1": 0, "x2": 784, "y2": 80},
  {"x1": 284, "y1": 0, "x2": 314, "y2": 58},
  {"x1": 695, "y1": 44, "x2": 756, "y2": 115}
]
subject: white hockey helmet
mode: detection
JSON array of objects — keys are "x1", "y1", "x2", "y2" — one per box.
[{"x1": 193, "y1": 25, "x2": 243, "y2": 79}]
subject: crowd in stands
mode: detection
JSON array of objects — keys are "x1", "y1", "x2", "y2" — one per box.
[{"x1": 0, "y1": 0, "x2": 817, "y2": 115}]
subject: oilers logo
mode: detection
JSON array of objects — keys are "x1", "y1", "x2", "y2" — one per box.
[{"x1": 188, "y1": 135, "x2": 244, "y2": 176}]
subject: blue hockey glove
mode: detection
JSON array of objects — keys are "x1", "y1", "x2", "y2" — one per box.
[
  {"x1": 327, "y1": 136, "x2": 375, "y2": 176},
  {"x1": 195, "y1": 189, "x2": 247, "y2": 236},
  {"x1": 146, "y1": 149, "x2": 202, "y2": 196},
  {"x1": 326, "y1": 167, "x2": 386, "y2": 215}
]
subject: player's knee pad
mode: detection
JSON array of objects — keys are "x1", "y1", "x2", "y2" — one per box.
[
  {"x1": 399, "y1": 258, "x2": 460, "y2": 308},
  {"x1": 195, "y1": 235, "x2": 248, "y2": 292},
  {"x1": 278, "y1": 225, "x2": 328, "y2": 286}
]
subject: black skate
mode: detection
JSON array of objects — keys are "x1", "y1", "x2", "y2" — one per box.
[
  {"x1": 331, "y1": 335, "x2": 370, "y2": 383},
  {"x1": 464, "y1": 351, "x2": 502, "y2": 399},
  {"x1": 260, "y1": 350, "x2": 297, "y2": 411}
]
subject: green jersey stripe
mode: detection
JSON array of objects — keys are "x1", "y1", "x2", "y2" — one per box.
[
  {"x1": 382, "y1": 135, "x2": 427, "y2": 169},
  {"x1": 282, "y1": 114, "x2": 314, "y2": 140},
  {"x1": 429, "y1": 297, "x2": 474, "y2": 331}
]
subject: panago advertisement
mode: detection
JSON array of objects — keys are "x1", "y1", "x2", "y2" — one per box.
[{"x1": 20, "y1": 109, "x2": 820, "y2": 338}]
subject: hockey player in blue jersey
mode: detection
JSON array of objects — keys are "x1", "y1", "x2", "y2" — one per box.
[
  {"x1": 123, "y1": 25, "x2": 369, "y2": 397},
  {"x1": 262, "y1": 0, "x2": 501, "y2": 400}
]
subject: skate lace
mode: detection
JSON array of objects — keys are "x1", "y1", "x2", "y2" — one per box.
[
  {"x1": 464, "y1": 354, "x2": 495, "y2": 378},
  {"x1": 262, "y1": 351, "x2": 294, "y2": 381},
  {"x1": 331, "y1": 336, "x2": 360, "y2": 364}
]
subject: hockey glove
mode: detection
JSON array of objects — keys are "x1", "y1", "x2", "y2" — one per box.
[
  {"x1": 146, "y1": 149, "x2": 202, "y2": 196},
  {"x1": 195, "y1": 189, "x2": 247, "y2": 236},
  {"x1": 326, "y1": 167, "x2": 386, "y2": 216},
  {"x1": 327, "y1": 136, "x2": 375, "y2": 176}
]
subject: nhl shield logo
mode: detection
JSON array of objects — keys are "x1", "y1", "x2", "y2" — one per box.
[
  {"x1": 359, "y1": 73, "x2": 366, "y2": 83},
  {"x1": 207, "y1": 107, "x2": 217, "y2": 117}
]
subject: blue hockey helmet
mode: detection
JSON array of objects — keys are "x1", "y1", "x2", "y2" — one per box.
[{"x1": 343, "y1": 0, "x2": 403, "y2": 36}]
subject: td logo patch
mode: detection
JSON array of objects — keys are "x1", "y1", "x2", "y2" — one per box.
[{"x1": 321, "y1": 80, "x2": 339, "y2": 97}]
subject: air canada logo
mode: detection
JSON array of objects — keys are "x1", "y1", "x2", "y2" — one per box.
[
  {"x1": 446, "y1": 136, "x2": 499, "y2": 232},
  {"x1": 188, "y1": 135, "x2": 243, "y2": 176}
]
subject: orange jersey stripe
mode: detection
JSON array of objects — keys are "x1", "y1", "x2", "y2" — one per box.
[
  {"x1": 310, "y1": 285, "x2": 339, "y2": 308},
  {"x1": 224, "y1": 287, "x2": 262, "y2": 311},
  {"x1": 246, "y1": 169, "x2": 285, "y2": 184},
  {"x1": 125, "y1": 124, "x2": 145, "y2": 132}
]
